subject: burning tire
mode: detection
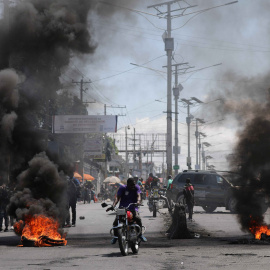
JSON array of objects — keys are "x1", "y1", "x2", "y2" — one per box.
[{"x1": 202, "y1": 205, "x2": 217, "y2": 213}]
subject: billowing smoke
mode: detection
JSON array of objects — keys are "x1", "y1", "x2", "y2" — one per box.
[
  {"x1": 202, "y1": 70, "x2": 270, "y2": 234},
  {"x1": 0, "y1": 0, "x2": 97, "y2": 231},
  {"x1": 8, "y1": 152, "x2": 68, "y2": 230}
]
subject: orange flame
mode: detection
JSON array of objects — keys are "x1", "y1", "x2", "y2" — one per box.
[
  {"x1": 14, "y1": 215, "x2": 67, "y2": 247},
  {"x1": 249, "y1": 217, "x2": 270, "y2": 240}
]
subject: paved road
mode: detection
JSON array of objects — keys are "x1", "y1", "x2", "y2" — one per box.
[{"x1": 1, "y1": 202, "x2": 270, "y2": 269}]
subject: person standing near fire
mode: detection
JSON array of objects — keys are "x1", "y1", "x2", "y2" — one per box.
[
  {"x1": 183, "y1": 178, "x2": 195, "y2": 221},
  {"x1": 65, "y1": 176, "x2": 77, "y2": 227}
]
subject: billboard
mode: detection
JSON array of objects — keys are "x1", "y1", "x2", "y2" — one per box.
[{"x1": 52, "y1": 115, "x2": 118, "y2": 134}]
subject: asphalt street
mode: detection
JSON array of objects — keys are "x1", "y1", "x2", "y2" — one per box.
[{"x1": 1, "y1": 201, "x2": 270, "y2": 270}]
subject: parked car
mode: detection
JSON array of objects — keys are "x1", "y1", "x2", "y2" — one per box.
[{"x1": 168, "y1": 170, "x2": 268, "y2": 213}]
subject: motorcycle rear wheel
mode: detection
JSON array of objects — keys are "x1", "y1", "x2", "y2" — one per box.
[
  {"x1": 118, "y1": 228, "x2": 129, "y2": 256},
  {"x1": 130, "y1": 241, "x2": 139, "y2": 254}
]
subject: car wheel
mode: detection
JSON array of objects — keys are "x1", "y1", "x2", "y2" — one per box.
[
  {"x1": 228, "y1": 197, "x2": 237, "y2": 213},
  {"x1": 202, "y1": 205, "x2": 217, "y2": 213}
]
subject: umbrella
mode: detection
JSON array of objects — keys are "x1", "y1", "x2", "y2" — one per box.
[
  {"x1": 103, "y1": 176, "x2": 121, "y2": 184},
  {"x1": 74, "y1": 172, "x2": 82, "y2": 179},
  {"x1": 74, "y1": 172, "x2": 95, "y2": 182},
  {"x1": 83, "y1": 173, "x2": 95, "y2": 181}
]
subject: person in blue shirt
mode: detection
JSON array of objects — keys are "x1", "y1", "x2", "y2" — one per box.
[{"x1": 107, "y1": 178, "x2": 147, "y2": 244}]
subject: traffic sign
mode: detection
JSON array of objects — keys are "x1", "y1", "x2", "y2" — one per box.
[{"x1": 173, "y1": 165, "x2": 179, "y2": 170}]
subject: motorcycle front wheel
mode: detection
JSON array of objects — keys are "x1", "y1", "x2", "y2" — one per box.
[
  {"x1": 153, "y1": 203, "x2": 157, "y2": 217},
  {"x1": 130, "y1": 240, "x2": 139, "y2": 254},
  {"x1": 117, "y1": 227, "x2": 129, "y2": 256}
]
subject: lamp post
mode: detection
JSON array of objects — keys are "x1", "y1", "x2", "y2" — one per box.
[
  {"x1": 125, "y1": 126, "x2": 130, "y2": 178},
  {"x1": 195, "y1": 118, "x2": 205, "y2": 169},
  {"x1": 181, "y1": 97, "x2": 203, "y2": 169},
  {"x1": 173, "y1": 83, "x2": 183, "y2": 175},
  {"x1": 202, "y1": 142, "x2": 211, "y2": 170},
  {"x1": 205, "y1": 155, "x2": 213, "y2": 170},
  {"x1": 198, "y1": 132, "x2": 206, "y2": 169}
]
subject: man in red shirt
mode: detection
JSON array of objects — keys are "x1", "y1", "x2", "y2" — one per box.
[
  {"x1": 183, "y1": 178, "x2": 195, "y2": 221},
  {"x1": 145, "y1": 173, "x2": 154, "y2": 190}
]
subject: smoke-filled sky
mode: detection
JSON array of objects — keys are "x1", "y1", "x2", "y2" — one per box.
[{"x1": 2, "y1": 0, "x2": 270, "y2": 171}]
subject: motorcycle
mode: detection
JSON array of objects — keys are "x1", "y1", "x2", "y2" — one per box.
[
  {"x1": 148, "y1": 188, "x2": 171, "y2": 217},
  {"x1": 102, "y1": 202, "x2": 146, "y2": 256},
  {"x1": 147, "y1": 188, "x2": 162, "y2": 217}
]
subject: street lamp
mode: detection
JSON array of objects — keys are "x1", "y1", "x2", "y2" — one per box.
[
  {"x1": 202, "y1": 142, "x2": 211, "y2": 170},
  {"x1": 205, "y1": 155, "x2": 213, "y2": 170},
  {"x1": 198, "y1": 132, "x2": 206, "y2": 169},
  {"x1": 195, "y1": 118, "x2": 205, "y2": 170},
  {"x1": 173, "y1": 83, "x2": 183, "y2": 175},
  {"x1": 125, "y1": 126, "x2": 130, "y2": 178},
  {"x1": 181, "y1": 97, "x2": 203, "y2": 169}
]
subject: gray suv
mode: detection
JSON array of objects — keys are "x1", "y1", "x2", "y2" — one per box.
[{"x1": 168, "y1": 170, "x2": 241, "y2": 213}]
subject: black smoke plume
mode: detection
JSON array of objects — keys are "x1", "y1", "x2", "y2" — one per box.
[
  {"x1": 0, "y1": 0, "x2": 97, "y2": 231},
  {"x1": 203, "y1": 71, "x2": 270, "y2": 234}
]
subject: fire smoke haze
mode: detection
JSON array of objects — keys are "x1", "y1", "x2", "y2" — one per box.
[
  {"x1": 0, "y1": 0, "x2": 99, "y2": 227},
  {"x1": 199, "y1": 63, "x2": 270, "y2": 233}
]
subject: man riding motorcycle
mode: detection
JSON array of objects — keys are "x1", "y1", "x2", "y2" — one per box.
[
  {"x1": 107, "y1": 178, "x2": 147, "y2": 244},
  {"x1": 150, "y1": 176, "x2": 160, "y2": 190}
]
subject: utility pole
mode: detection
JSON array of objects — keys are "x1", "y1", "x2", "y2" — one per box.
[
  {"x1": 172, "y1": 63, "x2": 184, "y2": 175},
  {"x1": 148, "y1": 1, "x2": 181, "y2": 176},
  {"x1": 198, "y1": 132, "x2": 206, "y2": 169},
  {"x1": 72, "y1": 78, "x2": 93, "y2": 185},
  {"x1": 133, "y1": 128, "x2": 136, "y2": 173},
  {"x1": 181, "y1": 99, "x2": 193, "y2": 169},
  {"x1": 195, "y1": 118, "x2": 205, "y2": 169},
  {"x1": 139, "y1": 135, "x2": 142, "y2": 176},
  {"x1": 181, "y1": 97, "x2": 203, "y2": 169},
  {"x1": 202, "y1": 142, "x2": 211, "y2": 170},
  {"x1": 125, "y1": 126, "x2": 130, "y2": 178},
  {"x1": 72, "y1": 78, "x2": 91, "y2": 102}
]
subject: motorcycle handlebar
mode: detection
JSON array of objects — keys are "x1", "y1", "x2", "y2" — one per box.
[{"x1": 106, "y1": 202, "x2": 142, "y2": 212}]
